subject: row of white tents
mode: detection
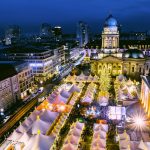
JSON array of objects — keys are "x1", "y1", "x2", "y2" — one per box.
[
  {"x1": 2, "y1": 83, "x2": 84, "y2": 150},
  {"x1": 2, "y1": 109, "x2": 59, "y2": 150},
  {"x1": 48, "y1": 84, "x2": 81, "y2": 105},
  {"x1": 119, "y1": 130, "x2": 150, "y2": 150},
  {"x1": 81, "y1": 83, "x2": 97, "y2": 104},
  {"x1": 91, "y1": 123, "x2": 108, "y2": 150},
  {"x1": 65, "y1": 73, "x2": 100, "y2": 83},
  {"x1": 61, "y1": 121, "x2": 85, "y2": 150}
]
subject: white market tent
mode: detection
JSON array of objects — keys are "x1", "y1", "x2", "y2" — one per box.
[
  {"x1": 18, "y1": 132, "x2": 31, "y2": 144},
  {"x1": 108, "y1": 106, "x2": 126, "y2": 120},
  {"x1": 28, "y1": 118, "x2": 50, "y2": 135},
  {"x1": 60, "y1": 89, "x2": 70, "y2": 98},
  {"x1": 16, "y1": 124, "x2": 30, "y2": 133},
  {"x1": 23, "y1": 134, "x2": 55, "y2": 150},
  {"x1": 91, "y1": 123, "x2": 108, "y2": 150},
  {"x1": 62, "y1": 143, "x2": 77, "y2": 150},
  {"x1": 7, "y1": 130, "x2": 22, "y2": 141},
  {"x1": 68, "y1": 85, "x2": 80, "y2": 93},
  {"x1": 138, "y1": 140, "x2": 149, "y2": 150},
  {"x1": 61, "y1": 122, "x2": 85, "y2": 150},
  {"x1": 40, "y1": 110, "x2": 58, "y2": 122},
  {"x1": 118, "y1": 131, "x2": 130, "y2": 150}
]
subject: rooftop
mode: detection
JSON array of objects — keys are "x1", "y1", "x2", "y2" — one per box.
[
  {"x1": 0, "y1": 64, "x2": 17, "y2": 81},
  {"x1": 3, "y1": 46, "x2": 50, "y2": 54}
]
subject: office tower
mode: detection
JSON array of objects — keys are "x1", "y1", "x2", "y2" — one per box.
[
  {"x1": 40, "y1": 23, "x2": 52, "y2": 37},
  {"x1": 76, "y1": 21, "x2": 89, "y2": 47}
]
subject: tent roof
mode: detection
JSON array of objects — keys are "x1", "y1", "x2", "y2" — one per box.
[
  {"x1": 60, "y1": 89, "x2": 70, "y2": 98},
  {"x1": 16, "y1": 124, "x2": 29, "y2": 133},
  {"x1": 138, "y1": 140, "x2": 148, "y2": 150},
  {"x1": 23, "y1": 134, "x2": 54, "y2": 150},
  {"x1": 18, "y1": 132, "x2": 31, "y2": 144},
  {"x1": 68, "y1": 85, "x2": 80, "y2": 93},
  {"x1": 75, "y1": 122, "x2": 84, "y2": 130},
  {"x1": 40, "y1": 110, "x2": 58, "y2": 122},
  {"x1": 7, "y1": 131, "x2": 22, "y2": 141},
  {"x1": 62, "y1": 143, "x2": 76, "y2": 150},
  {"x1": 28, "y1": 119, "x2": 50, "y2": 135}
]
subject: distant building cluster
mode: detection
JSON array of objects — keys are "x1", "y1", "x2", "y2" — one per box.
[{"x1": 0, "y1": 14, "x2": 150, "y2": 113}]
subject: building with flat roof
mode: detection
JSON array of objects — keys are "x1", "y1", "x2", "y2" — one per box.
[{"x1": 0, "y1": 46, "x2": 65, "y2": 81}]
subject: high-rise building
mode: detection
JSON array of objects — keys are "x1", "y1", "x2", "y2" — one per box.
[
  {"x1": 52, "y1": 26, "x2": 62, "y2": 41},
  {"x1": 5, "y1": 25, "x2": 21, "y2": 45},
  {"x1": 40, "y1": 23, "x2": 52, "y2": 37},
  {"x1": 76, "y1": 21, "x2": 89, "y2": 47}
]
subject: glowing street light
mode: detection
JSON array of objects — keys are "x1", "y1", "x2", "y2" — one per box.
[{"x1": 127, "y1": 112, "x2": 149, "y2": 131}]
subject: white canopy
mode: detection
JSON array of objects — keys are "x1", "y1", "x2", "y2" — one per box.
[
  {"x1": 40, "y1": 110, "x2": 58, "y2": 122},
  {"x1": 138, "y1": 140, "x2": 148, "y2": 150},
  {"x1": 60, "y1": 89, "x2": 70, "y2": 98},
  {"x1": 18, "y1": 132, "x2": 31, "y2": 144},
  {"x1": 28, "y1": 118, "x2": 50, "y2": 135},
  {"x1": 23, "y1": 134, "x2": 54, "y2": 150},
  {"x1": 66, "y1": 135, "x2": 79, "y2": 145},
  {"x1": 62, "y1": 143, "x2": 76, "y2": 150},
  {"x1": 92, "y1": 139, "x2": 106, "y2": 148},
  {"x1": 68, "y1": 85, "x2": 80, "y2": 93},
  {"x1": 7, "y1": 131, "x2": 22, "y2": 141},
  {"x1": 28, "y1": 110, "x2": 42, "y2": 122},
  {"x1": 75, "y1": 122, "x2": 84, "y2": 130},
  {"x1": 16, "y1": 124, "x2": 30, "y2": 133}
]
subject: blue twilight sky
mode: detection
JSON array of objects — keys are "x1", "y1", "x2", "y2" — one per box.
[{"x1": 0, "y1": 0, "x2": 150, "y2": 34}]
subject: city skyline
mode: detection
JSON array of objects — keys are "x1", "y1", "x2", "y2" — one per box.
[{"x1": 0, "y1": 0, "x2": 150, "y2": 34}]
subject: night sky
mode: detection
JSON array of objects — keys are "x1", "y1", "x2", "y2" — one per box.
[{"x1": 0, "y1": 0, "x2": 150, "y2": 34}]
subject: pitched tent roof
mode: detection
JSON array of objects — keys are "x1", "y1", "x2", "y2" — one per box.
[
  {"x1": 66, "y1": 135, "x2": 79, "y2": 145},
  {"x1": 28, "y1": 118, "x2": 50, "y2": 135},
  {"x1": 62, "y1": 143, "x2": 76, "y2": 150},
  {"x1": 60, "y1": 89, "x2": 70, "y2": 98},
  {"x1": 138, "y1": 140, "x2": 148, "y2": 150},
  {"x1": 40, "y1": 110, "x2": 58, "y2": 122},
  {"x1": 17, "y1": 132, "x2": 31, "y2": 144},
  {"x1": 68, "y1": 85, "x2": 80, "y2": 93},
  {"x1": 16, "y1": 124, "x2": 30, "y2": 133},
  {"x1": 7, "y1": 131, "x2": 22, "y2": 141},
  {"x1": 28, "y1": 110, "x2": 42, "y2": 122},
  {"x1": 23, "y1": 134, "x2": 55, "y2": 150},
  {"x1": 92, "y1": 139, "x2": 106, "y2": 148}
]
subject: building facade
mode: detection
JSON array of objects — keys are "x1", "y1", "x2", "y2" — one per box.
[
  {"x1": 1, "y1": 46, "x2": 65, "y2": 81},
  {"x1": 0, "y1": 64, "x2": 19, "y2": 111},
  {"x1": 140, "y1": 76, "x2": 150, "y2": 117},
  {"x1": 89, "y1": 14, "x2": 150, "y2": 78}
]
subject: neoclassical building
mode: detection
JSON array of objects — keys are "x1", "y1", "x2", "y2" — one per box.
[{"x1": 90, "y1": 14, "x2": 150, "y2": 78}]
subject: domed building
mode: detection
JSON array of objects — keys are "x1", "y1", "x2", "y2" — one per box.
[
  {"x1": 101, "y1": 14, "x2": 119, "y2": 53},
  {"x1": 90, "y1": 14, "x2": 150, "y2": 77},
  {"x1": 123, "y1": 49, "x2": 145, "y2": 59},
  {"x1": 104, "y1": 14, "x2": 118, "y2": 27}
]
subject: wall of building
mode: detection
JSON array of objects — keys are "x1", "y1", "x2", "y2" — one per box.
[{"x1": 0, "y1": 75, "x2": 20, "y2": 111}]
